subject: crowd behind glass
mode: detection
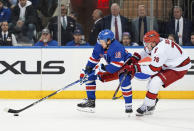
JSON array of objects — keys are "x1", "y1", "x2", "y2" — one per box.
[{"x1": 0, "y1": 0, "x2": 193, "y2": 46}]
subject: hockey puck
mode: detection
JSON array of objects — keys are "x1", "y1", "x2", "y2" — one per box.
[{"x1": 14, "y1": 113, "x2": 19, "y2": 116}]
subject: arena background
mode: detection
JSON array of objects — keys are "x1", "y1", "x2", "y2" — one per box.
[{"x1": 0, "y1": 47, "x2": 193, "y2": 99}]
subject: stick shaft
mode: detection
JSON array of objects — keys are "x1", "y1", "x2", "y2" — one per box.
[
  {"x1": 8, "y1": 80, "x2": 80, "y2": 113},
  {"x1": 112, "y1": 72, "x2": 127, "y2": 99}
]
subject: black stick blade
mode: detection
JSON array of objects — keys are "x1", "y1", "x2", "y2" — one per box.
[
  {"x1": 8, "y1": 109, "x2": 20, "y2": 113},
  {"x1": 112, "y1": 95, "x2": 123, "y2": 100},
  {"x1": 4, "y1": 108, "x2": 20, "y2": 113},
  {"x1": 112, "y1": 97, "x2": 119, "y2": 100}
]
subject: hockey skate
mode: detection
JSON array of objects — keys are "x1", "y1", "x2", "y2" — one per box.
[
  {"x1": 125, "y1": 105, "x2": 133, "y2": 113},
  {"x1": 136, "y1": 98, "x2": 159, "y2": 116},
  {"x1": 125, "y1": 105, "x2": 133, "y2": 117},
  {"x1": 77, "y1": 98, "x2": 95, "y2": 113}
]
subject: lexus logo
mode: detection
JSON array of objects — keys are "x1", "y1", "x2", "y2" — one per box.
[{"x1": 0, "y1": 61, "x2": 65, "y2": 74}]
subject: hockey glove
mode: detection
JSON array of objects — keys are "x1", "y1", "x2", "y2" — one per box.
[
  {"x1": 95, "y1": 64, "x2": 107, "y2": 75},
  {"x1": 127, "y1": 52, "x2": 141, "y2": 65},
  {"x1": 80, "y1": 66, "x2": 93, "y2": 85},
  {"x1": 119, "y1": 64, "x2": 141, "y2": 77}
]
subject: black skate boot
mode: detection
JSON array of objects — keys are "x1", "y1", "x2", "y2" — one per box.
[
  {"x1": 77, "y1": 98, "x2": 95, "y2": 113},
  {"x1": 136, "y1": 98, "x2": 159, "y2": 116},
  {"x1": 125, "y1": 105, "x2": 133, "y2": 113}
]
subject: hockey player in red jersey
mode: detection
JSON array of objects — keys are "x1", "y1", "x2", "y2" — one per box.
[{"x1": 120, "y1": 30, "x2": 191, "y2": 116}]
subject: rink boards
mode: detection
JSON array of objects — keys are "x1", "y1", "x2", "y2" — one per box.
[{"x1": 0, "y1": 46, "x2": 193, "y2": 99}]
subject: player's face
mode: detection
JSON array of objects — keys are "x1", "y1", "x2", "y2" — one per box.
[
  {"x1": 145, "y1": 42, "x2": 156, "y2": 51},
  {"x1": 99, "y1": 40, "x2": 107, "y2": 49}
]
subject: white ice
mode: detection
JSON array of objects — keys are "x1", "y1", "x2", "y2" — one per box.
[{"x1": 0, "y1": 99, "x2": 194, "y2": 131}]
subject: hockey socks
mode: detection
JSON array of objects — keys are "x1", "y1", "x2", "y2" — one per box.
[{"x1": 121, "y1": 85, "x2": 133, "y2": 113}]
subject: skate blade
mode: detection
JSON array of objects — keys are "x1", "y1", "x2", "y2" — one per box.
[
  {"x1": 76, "y1": 107, "x2": 95, "y2": 113},
  {"x1": 136, "y1": 111, "x2": 153, "y2": 116},
  {"x1": 136, "y1": 113, "x2": 144, "y2": 116}
]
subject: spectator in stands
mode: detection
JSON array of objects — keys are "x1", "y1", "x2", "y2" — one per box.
[
  {"x1": 103, "y1": 3, "x2": 130, "y2": 42},
  {"x1": 187, "y1": 33, "x2": 194, "y2": 46},
  {"x1": 191, "y1": 33, "x2": 194, "y2": 46},
  {"x1": 122, "y1": 32, "x2": 138, "y2": 46},
  {"x1": 66, "y1": 29, "x2": 90, "y2": 46},
  {"x1": 10, "y1": 0, "x2": 37, "y2": 44},
  {"x1": 0, "y1": 0, "x2": 11, "y2": 24},
  {"x1": 88, "y1": 9, "x2": 103, "y2": 45},
  {"x1": 34, "y1": 28, "x2": 58, "y2": 46},
  {"x1": 69, "y1": 11, "x2": 83, "y2": 33},
  {"x1": 48, "y1": 4, "x2": 76, "y2": 46},
  {"x1": 131, "y1": 4, "x2": 158, "y2": 45},
  {"x1": 166, "y1": 6, "x2": 192, "y2": 46},
  {"x1": 167, "y1": 34, "x2": 176, "y2": 42},
  {"x1": 0, "y1": 21, "x2": 17, "y2": 46}
]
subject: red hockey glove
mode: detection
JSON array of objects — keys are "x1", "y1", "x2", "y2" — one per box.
[
  {"x1": 127, "y1": 52, "x2": 141, "y2": 65},
  {"x1": 119, "y1": 64, "x2": 141, "y2": 77}
]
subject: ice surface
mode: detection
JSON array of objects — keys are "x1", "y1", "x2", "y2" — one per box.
[{"x1": 0, "y1": 99, "x2": 194, "y2": 131}]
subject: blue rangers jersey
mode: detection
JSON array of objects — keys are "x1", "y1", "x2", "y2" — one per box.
[{"x1": 86, "y1": 40, "x2": 132, "y2": 73}]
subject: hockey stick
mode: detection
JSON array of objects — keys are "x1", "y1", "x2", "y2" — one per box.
[
  {"x1": 112, "y1": 56, "x2": 133, "y2": 100},
  {"x1": 112, "y1": 72, "x2": 128, "y2": 100},
  {"x1": 112, "y1": 57, "x2": 152, "y2": 100},
  {"x1": 4, "y1": 79, "x2": 80, "y2": 114}
]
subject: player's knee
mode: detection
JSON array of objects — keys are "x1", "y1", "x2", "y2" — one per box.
[{"x1": 147, "y1": 76, "x2": 163, "y2": 94}]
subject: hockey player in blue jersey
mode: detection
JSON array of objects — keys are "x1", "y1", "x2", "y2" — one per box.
[{"x1": 77, "y1": 29, "x2": 142, "y2": 113}]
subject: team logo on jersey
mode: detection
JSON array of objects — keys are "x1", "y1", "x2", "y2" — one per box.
[{"x1": 115, "y1": 51, "x2": 121, "y2": 58}]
